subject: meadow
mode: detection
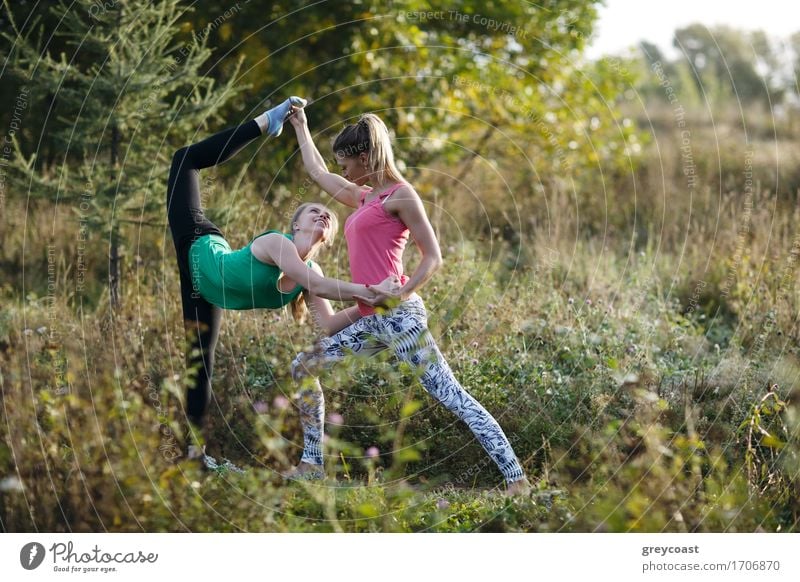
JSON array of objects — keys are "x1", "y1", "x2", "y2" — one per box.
[{"x1": 1, "y1": 97, "x2": 798, "y2": 532}]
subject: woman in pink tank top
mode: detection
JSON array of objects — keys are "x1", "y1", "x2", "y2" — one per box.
[{"x1": 285, "y1": 106, "x2": 530, "y2": 493}]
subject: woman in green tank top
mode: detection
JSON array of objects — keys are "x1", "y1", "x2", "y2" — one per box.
[{"x1": 167, "y1": 100, "x2": 399, "y2": 472}]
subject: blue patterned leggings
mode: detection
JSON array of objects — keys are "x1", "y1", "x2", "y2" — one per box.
[{"x1": 290, "y1": 296, "x2": 525, "y2": 484}]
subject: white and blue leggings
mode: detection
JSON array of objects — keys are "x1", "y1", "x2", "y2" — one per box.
[{"x1": 290, "y1": 296, "x2": 526, "y2": 484}]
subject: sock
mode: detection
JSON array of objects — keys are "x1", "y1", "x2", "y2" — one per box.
[{"x1": 254, "y1": 96, "x2": 307, "y2": 137}]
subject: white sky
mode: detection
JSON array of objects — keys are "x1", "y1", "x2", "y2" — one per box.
[{"x1": 586, "y1": 0, "x2": 798, "y2": 59}]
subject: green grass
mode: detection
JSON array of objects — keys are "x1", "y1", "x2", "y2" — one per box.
[
  {"x1": 1, "y1": 221, "x2": 798, "y2": 531},
  {"x1": 2, "y1": 101, "x2": 800, "y2": 532}
]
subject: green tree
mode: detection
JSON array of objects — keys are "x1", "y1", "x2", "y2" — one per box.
[
  {"x1": 673, "y1": 24, "x2": 782, "y2": 107},
  {"x1": 3, "y1": 0, "x2": 242, "y2": 308},
  {"x1": 180, "y1": 1, "x2": 638, "y2": 227}
]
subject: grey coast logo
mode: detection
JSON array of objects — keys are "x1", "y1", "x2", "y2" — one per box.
[{"x1": 20, "y1": 542, "x2": 46, "y2": 570}]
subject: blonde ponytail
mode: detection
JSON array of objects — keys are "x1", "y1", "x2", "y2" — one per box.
[
  {"x1": 333, "y1": 113, "x2": 405, "y2": 185},
  {"x1": 290, "y1": 292, "x2": 309, "y2": 324}
]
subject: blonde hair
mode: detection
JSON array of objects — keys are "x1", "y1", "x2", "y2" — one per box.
[
  {"x1": 332, "y1": 113, "x2": 405, "y2": 185},
  {"x1": 287, "y1": 202, "x2": 338, "y2": 324}
]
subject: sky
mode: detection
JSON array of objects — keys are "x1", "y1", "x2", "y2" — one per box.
[{"x1": 586, "y1": 0, "x2": 797, "y2": 59}]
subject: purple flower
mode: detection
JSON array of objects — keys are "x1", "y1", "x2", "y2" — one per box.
[
  {"x1": 273, "y1": 395, "x2": 290, "y2": 410},
  {"x1": 327, "y1": 412, "x2": 344, "y2": 425},
  {"x1": 253, "y1": 401, "x2": 269, "y2": 414},
  {"x1": 366, "y1": 446, "x2": 380, "y2": 459},
  {"x1": 436, "y1": 498, "x2": 450, "y2": 510}
]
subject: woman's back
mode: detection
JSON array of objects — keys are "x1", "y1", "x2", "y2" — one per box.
[{"x1": 190, "y1": 231, "x2": 304, "y2": 310}]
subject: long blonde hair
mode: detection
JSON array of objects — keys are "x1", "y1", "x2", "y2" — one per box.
[
  {"x1": 287, "y1": 202, "x2": 338, "y2": 324},
  {"x1": 332, "y1": 113, "x2": 405, "y2": 185}
]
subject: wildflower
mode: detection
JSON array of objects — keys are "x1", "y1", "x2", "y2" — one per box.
[
  {"x1": 436, "y1": 498, "x2": 450, "y2": 510},
  {"x1": 327, "y1": 412, "x2": 344, "y2": 425},
  {"x1": 253, "y1": 401, "x2": 269, "y2": 414},
  {"x1": 366, "y1": 446, "x2": 380, "y2": 459},
  {"x1": 273, "y1": 395, "x2": 290, "y2": 410}
]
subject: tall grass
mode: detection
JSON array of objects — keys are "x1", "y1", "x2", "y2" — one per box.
[{"x1": 1, "y1": 106, "x2": 799, "y2": 532}]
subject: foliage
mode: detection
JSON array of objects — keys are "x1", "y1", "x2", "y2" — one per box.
[
  {"x1": 2, "y1": 2, "x2": 800, "y2": 533},
  {"x1": 1, "y1": 0, "x2": 243, "y2": 306},
  {"x1": 1, "y1": 216, "x2": 798, "y2": 531}
]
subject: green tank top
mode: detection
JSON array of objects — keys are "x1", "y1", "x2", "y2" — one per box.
[{"x1": 189, "y1": 230, "x2": 310, "y2": 310}]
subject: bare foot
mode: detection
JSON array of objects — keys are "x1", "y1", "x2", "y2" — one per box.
[
  {"x1": 506, "y1": 477, "x2": 532, "y2": 496},
  {"x1": 282, "y1": 462, "x2": 325, "y2": 481}
]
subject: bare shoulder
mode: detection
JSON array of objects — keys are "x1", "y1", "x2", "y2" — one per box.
[
  {"x1": 384, "y1": 183, "x2": 423, "y2": 214},
  {"x1": 252, "y1": 232, "x2": 288, "y2": 251},
  {"x1": 392, "y1": 183, "x2": 420, "y2": 201},
  {"x1": 250, "y1": 232, "x2": 294, "y2": 265}
]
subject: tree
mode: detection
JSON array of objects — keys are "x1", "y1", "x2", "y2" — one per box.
[
  {"x1": 673, "y1": 24, "x2": 782, "y2": 108},
  {"x1": 180, "y1": 1, "x2": 638, "y2": 217},
  {"x1": 3, "y1": 0, "x2": 243, "y2": 309}
]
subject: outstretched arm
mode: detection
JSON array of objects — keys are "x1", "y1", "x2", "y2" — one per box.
[
  {"x1": 289, "y1": 107, "x2": 366, "y2": 208},
  {"x1": 304, "y1": 264, "x2": 363, "y2": 335},
  {"x1": 251, "y1": 233, "x2": 369, "y2": 301}
]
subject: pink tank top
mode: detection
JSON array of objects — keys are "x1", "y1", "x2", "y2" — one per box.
[{"x1": 344, "y1": 183, "x2": 410, "y2": 316}]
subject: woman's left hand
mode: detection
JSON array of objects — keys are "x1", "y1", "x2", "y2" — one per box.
[{"x1": 354, "y1": 275, "x2": 403, "y2": 307}]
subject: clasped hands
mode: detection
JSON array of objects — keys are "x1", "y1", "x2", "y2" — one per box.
[{"x1": 355, "y1": 275, "x2": 404, "y2": 308}]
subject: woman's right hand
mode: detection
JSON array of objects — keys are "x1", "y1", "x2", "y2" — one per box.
[
  {"x1": 288, "y1": 104, "x2": 307, "y2": 128},
  {"x1": 354, "y1": 276, "x2": 403, "y2": 307}
]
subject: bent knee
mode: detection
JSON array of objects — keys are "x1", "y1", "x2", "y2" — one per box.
[{"x1": 172, "y1": 146, "x2": 190, "y2": 164}]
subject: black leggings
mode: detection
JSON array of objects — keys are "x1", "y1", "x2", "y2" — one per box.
[{"x1": 166, "y1": 120, "x2": 262, "y2": 428}]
